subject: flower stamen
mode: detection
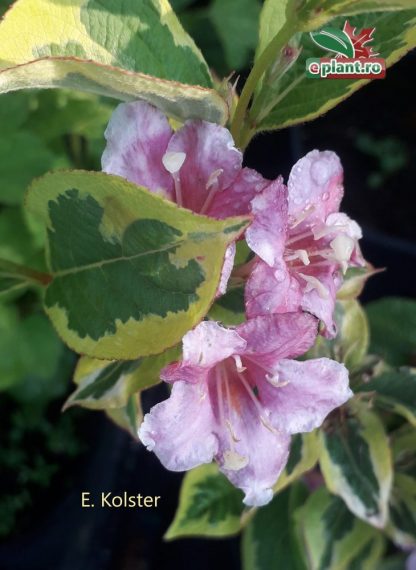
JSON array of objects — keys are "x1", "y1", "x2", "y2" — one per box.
[
  {"x1": 298, "y1": 273, "x2": 330, "y2": 299},
  {"x1": 162, "y1": 151, "x2": 186, "y2": 206},
  {"x1": 200, "y1": 168, "x2": 224, "y2": 214},
  {"x1": 236, "y1": 370, "x2": 279, "y2": 435}
]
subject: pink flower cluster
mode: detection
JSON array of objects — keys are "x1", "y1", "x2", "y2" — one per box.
[{"x1": 102, "y1": 101, "x2": 364, "y2": 506}]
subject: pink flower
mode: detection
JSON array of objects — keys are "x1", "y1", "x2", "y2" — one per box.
[
  {"x1": 102, "y1": 101, "x2": 270, "y2": 215},
  {"x1": 245, "y1": 150, "x2": 365, "y2": 337},
  {"x1": 102, "y1": 101, "x2": 269, "y2": 294},
  {"x1": 139, "y1": 313, "x2": 351, "y2": 506}
]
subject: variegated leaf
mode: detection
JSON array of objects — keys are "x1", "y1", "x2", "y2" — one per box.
[
  {"x1": 105, "y1": 395, "x2": 142, "y2": 440},
  {"x1": 319, "y1": 400, "x2": 393, "y2": 528},
  {"x1": 26, "y1": 170, "x2": 249, "y2": 359},
  {"x1": 336, "y1": 265, "x2": 381, "y2": 301},
  {"x1": 307, "y1": 300, "x2": 369, "y2": 372},
  {"x1": 65, "y1": 345, "x2": 179, "y2": 409},
  {"x1": 295, "y1": 487, "x2": 384, "y2": 570},
  {"x1": 357, "y1": 369, "x2": 416, "y2": 426},
  {"x1": 386, "y1": 473, "x2": 416, "y2": 548},
  {"x1": 303, "y1": 0, "x2": 416, "y2": 30},
  {"x1": 256, "y1": 0, "x2": 416, "y2": 59},
  {"x1": 274, "y1": 432, "x2": 320, "y2": 493},
  {"x1": 253, "y1": 10, "x2": 416, "y2": 132},
  {"x1": 165, "y1": 463, "x2": 244, "y2": 539},
  {"x1": 0, "y1": 0, "x2": 228, "y2": 124}
]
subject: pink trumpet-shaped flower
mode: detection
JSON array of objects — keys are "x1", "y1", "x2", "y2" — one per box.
[
  {"x1": 102, "y1": 101, "x2": 269, "y2": 294},
  {"x1": 102, "y1": 100, "x2": 269, "y2": 217},
  {"x1": 139, "y1": 313, "x2": 352, "y2": 506},
  {"x1": 245, "y1": 150, "x2": 365, "y2": 337}
]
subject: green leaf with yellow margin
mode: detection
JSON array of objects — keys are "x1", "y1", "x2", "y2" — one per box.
[
  {"x1": 256, "y1": 0, "x2": 416, "y2": 63},
  {"x1": 391, "y1": 424, "x2": 416, "y2": 476},
  {"x1": 357, "y1": 369, "x2": 416, "y2": 426},
  {"x1": 209, "y1": 287, "x2": 245, "y2": 326},
  {"x1": 252, "y1": 10, "x2": 416, "y2": 132},
  {"x1": 302, "y1": 0, "x2": 416, "y2": 30},
  {"x1": 386, "y1": 473, "x2": 416, "y2": 548},
  {"x1": 0, "y1": 0, "x2": 228, "y2": 124},
  {"x1": 338, "y1": 300, "x2": 369, "y2": 371},
  {"x1": 274, "y1": 431, "x2": 320, "y2": 493},
  {"x1": 336, "y1": 265, "x2": 381, "y2": 301},
  {"x1": 65, "y1": 345, "x2": 179, "y2": 409},
  {"x1": 319, "y1": 400, "x2": 393, "y2": 528},
  {"x1": 26, "y1": 170, "x2": 249, "y2": 360},
  {"x1": 165, "y1": 463, "x2": 244, "y2": 539},
  {"x1": 306, "y1": 300, "x2": 369, "y2": 372},
  {"x1": 295, "y1": 487, "x2": 385, "y2": 570},
  {"x1": 346, "y1": 532, "x2": 385, "y2": 570},
  {"x1": 106, "y1": 395, "x2": 142, "y2": 439}
]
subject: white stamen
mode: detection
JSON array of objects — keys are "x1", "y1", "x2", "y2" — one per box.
[
  {"x1": 206, "y1": 168, "x2": 223, "y2": 190},
  {"x1": 298, "y1": 273, "x2": 330, "y2": 299},
  {"x1": 200, "y1": 169, "x2": 224, "y2": 214},
  {"x1": 265, "y1": 373, "x2": 290, "y2": 388},
  {"x1": 312, "y1": 223, "x2": 348, "y2": 240},
  {"x1": 225, "y1": 419, "x2": 240, "y2": 443},
  {"x1": 162, "y1": 151, "x2": 186, "y2": 174},
  {"x1": 266, "y1": 371, "x2": 279, "y2": 385},
  {"x1": 330, "y1": 234, "x2": 354, "y2": 262},
  {"x1": 233, "y1": 355, "x2": 246, "y2": 373},
  {"x1": 222, "y1": 366, "x2": 239, "y2": 448},
  {"x1": 295, "y1": 249, "x2": 310, "y2": 265},
  {"x1": 236, "y1": 371, "x2": 279, "y2": 434},
  {"x1": 216, "y1": 367, "x2": 227, "y2": 443},
  {"x1": 290, "y1": 205, "x2": 315, "y2": 229},
  {"x1": 223, "y1": 450, "x2": 249, "y2": 471},
  {"x1": 259, "y1": 416, "x2": 280, "y2": 434}
]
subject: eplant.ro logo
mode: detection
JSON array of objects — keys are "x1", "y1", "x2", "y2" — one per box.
[{"x1": 306, "y1": 21, "x2": 386, "y2": 79}]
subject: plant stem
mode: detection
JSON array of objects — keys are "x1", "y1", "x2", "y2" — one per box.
[
  {"x1": 230, "y1": 16, "x2": 298, "y2": 149},
  {"x1": 0, "y1": 259, "x2": 52, "y2": 286}
]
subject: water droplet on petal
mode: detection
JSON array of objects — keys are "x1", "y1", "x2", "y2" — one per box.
[
  {"x1": 322, "y1": 192, "x2": 330, "y2": 201},
  {"x1": 274, "y1": 268, "x2": 285, "y2": 282}
]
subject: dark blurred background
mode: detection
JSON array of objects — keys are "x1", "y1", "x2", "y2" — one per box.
[{"x1": 0, "y1": 0, "x2": 415, "y2": 569}]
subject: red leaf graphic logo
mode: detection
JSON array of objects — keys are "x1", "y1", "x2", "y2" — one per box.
[{"x1": 340, "y1": 21, "x2": 379, "y2": 59}]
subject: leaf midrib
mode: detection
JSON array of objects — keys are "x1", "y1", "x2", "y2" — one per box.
[{"x1": 51, "y1": 238, "x2": 183, "y2": 277}]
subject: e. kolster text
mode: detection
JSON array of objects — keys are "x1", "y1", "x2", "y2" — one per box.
[{"x1": 81, "y1": 492, "x2": 161, "y2": 508}]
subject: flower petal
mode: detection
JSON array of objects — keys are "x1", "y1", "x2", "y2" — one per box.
[
  {"x1": 182, "y1": 320, "x2": 247, "y2": 368},
  {"x1": 245, "y1": 260, "x2": 302, "y2": 319},
  {"x1": 207, "y1": 167, "x2": 270, "y2": 219},
  {"x1": 288, "y1": 150, "x2": 343, "y2": 224},
  {"x1": 139, "y1": 381, "x2": 218, "y2": 471},
  {"x1": 166, "y1": 120, "x2": 242, "y2": 213},
  {"x1": 299, "y1": 266, "x2": 341, "y2": 338},
  {"x1": 160, "y1": 361, "x2": 207, "y2": 385},
  {"x1": 245, "y1": 177, "x2": 288, "y2": 266},
  {"x1": 102, "y1": 101, "x2": 174, "y2": 199},
  {"x1": 258, "y1": 358, "x2": 352, "y2": 434},
  {"x1": 213, "y1": 374, "x2": 290, "y2": 506},
  {"x1": 238, "y1": 313, "x2": 318, "y2": 365}
]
